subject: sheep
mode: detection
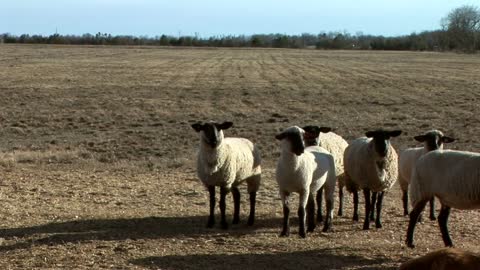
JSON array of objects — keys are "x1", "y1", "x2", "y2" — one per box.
[
  {"x1": 400, "y1": 248, "x2": 480, "y2": 270},
  {"x1": 275, "y1": 126, "x2": 336, "y2": 238},
  {"x1": 302, "y1": 125, "x2": 349, "y2": 219},
  {"x1": 398, "y1": 130, "x2": 455, "y2": 219},
  {"x1": 406, "y1": 149, "x2": 480, "y2": 248},
  {"x1": 191, "y1": 121, "x2": 261, "y2": 229},
  {"x1": 344, "y1": 129, "x2": 402, "y2": 230}
]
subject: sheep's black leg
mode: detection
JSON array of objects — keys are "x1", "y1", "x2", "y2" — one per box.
[
  {"x1": 370, "y1": 192, "x2": 377, "y2": 222},
  {"x1": 316, "y1": 187, "x2": 324, "y2": 222},
  {"x1": 219, "y1": 187, "x2": 229, "y2": 230},
  {"x1": 280, "y1": 192, "x2": 290, "y2": 237},
  {"x1": 375, "y1": 191, "x2": 384, "y2": 228},
  {"x1": 248, "y1": 191, "x2": 256, "y2": 226},
  {"x1": 406, "y1": 199, "x2": 428, "y2": 248},
  {"x1": 207, "y1": 186, "x2": 215, "y2": 228},
  {"x1": 322, "y1": 197, "x2": 333, "y2": 232},
  {"x1": 298, "y1": 205, "x2": 306, "y2": 238},
  {"x1": 402, "y1": 190, "x2": 409, "y2": 216},
  {"x1": 337, "y1": 185, "x2": 344, "y2": 216},
  {"x1": 363, "y1": 189, "x2": 371, "y2": 230},
  {"x1": 231, "y1": 187, "x2": 240, "y2": 224},
  {"x1": 298, "y1": 192, "x2": 309, "y2": 238},
  {"x1": 353, "y1": 190, "x2": 359, "y2": 221},
  {"x1": 307, "y1": 193, "x2": 316, "y2": 232},
  {"x1": 438, "y1": 205, "x2": 453, "y2": 247},
  {"x1": 429, "y1": 198, "x2": 436, "y2": 221}
]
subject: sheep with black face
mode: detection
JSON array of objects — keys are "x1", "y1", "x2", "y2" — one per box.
[
  {"x1": 398, "y1": 130, "x2": 454, "y2": 219},
  {"x1": 275, "y1": 126, "x2": 336, "y2": 238},
  {"x1": 344, "y1": 129, "x2": 401, "y2": 230},
  {"x1": 303, "y1": 125, "x2": 349, "y2": 219},
  {"x1": 191, "y1": 121, "x2": 261, "y2": 229},
  {"x1": 406, "y1": 149, "x2": 480, "y2": 248}
]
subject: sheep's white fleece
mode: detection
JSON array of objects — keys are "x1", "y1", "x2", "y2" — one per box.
[
  {"x1": 409, "y1": 149, "x2": 480, "y2": 209},
  {"x1": 197, "y1": 137, "x2": 261, "y2": 192},
  {"x1": 398, "y1": 147, "x2": 427, "y2": 191},
  {"x1": 344, "y1": 137, "x2": 398, "y2": 192},
  {"x1": 318, "y1": 132, "x2": 348, "y2": 185}
]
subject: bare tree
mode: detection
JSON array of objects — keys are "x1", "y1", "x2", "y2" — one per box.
[{"x1": 441, "y1": 5, "x2": 480, "y2": 52}]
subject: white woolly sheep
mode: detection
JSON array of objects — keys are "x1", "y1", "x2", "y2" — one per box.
[
  {"x1": 303, "y1": 125, "x2": 349, "y2": 219},
  {"x1": 344, "y1": 129, "x2": 401, "y2": 230},
  {"x1": 275, "y1": 126, "x2": 336, "y2": 238},
  {"x1": 398, "y1": 130, "x2": 454, "y2": 218},
  {"x1": 406, "y1": 149, "x2": 480, "y2": 248},
  {"x1": 400, "y1": 248, "x2": 480, "y2": 270},
  {"x1": 191, "y1": 121, "x2": 261, "y2": 229}
]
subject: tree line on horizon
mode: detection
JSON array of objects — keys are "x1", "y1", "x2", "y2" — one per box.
[{"x1": 1, "y1": 5, "x2": 479, "y2": 52}]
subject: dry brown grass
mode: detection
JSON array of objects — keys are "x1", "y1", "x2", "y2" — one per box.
[{"x1": 0, "y1": 44, "x2": 480, "y2": 269}]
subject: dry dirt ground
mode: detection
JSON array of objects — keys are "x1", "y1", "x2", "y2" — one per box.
[{"x1": 0, "y1": 44, "x2": 480, "y2": 269}]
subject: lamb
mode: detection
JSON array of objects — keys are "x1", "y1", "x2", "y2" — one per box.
[
  {"x1": 406, "y1": 149, "x2": 480, "y2": 248},
  {"x1": 398, "y1": 130, "x2": 454, "y2": 218},
  {"x1": 303, "y1": 125, "x2": 349, "y2": 219},
  {"x1": 275, "y1": 126, "x2": 336, "y2": 238},
  {"x1": 400, "y1": 248, "x2": 480, "y2": 270},
  {"x1": 344, "y1": 129, "x2": 402, "y2": 230},
  {"x1": 191, "y1": 121, "x2": 261, "y2": 229}
]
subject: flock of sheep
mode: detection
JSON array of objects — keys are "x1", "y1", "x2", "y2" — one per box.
[{"x1": 191, "y1": 121, "x2": 480, "y2": 268}]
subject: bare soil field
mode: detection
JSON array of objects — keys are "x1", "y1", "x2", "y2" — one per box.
[{"x1": 0, "y1": 44, "x2": 480, "y2": 269}]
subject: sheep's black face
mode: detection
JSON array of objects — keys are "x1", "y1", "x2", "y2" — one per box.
[
  {"x1": 414, "y1": 131, "x2": 455, "y2": 151},
  {"x1": 202, "y1": 124, "x2": 221, "y2": 147},
  {"x1": 191, "y1": 121, "x2": 233, "y2": 148},
  {"x1": 302, "y1": 126, "x2": 331, "y2": 147},
  {"x1": 276, "y1": 130, "x2": 305, "y2": 156},
  {"x1": 366, "y1": 129, "x2": 402, "y2": 158}
]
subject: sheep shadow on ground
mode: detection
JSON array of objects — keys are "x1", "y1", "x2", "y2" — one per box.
[
  {"x1": 130, "y1": 248, "x2": 398, "y2": 270},
  {"x1": 0, "y1": 215, "x2": 284, "y2": 252}
]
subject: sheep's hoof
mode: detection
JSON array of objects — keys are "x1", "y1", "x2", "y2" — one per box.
[
  {"x1": 206, "y1": 219, "x2": 215, "y2": 228},
  {"x1": 247, "y1": 216, "x2": 254, "y2": 226},
  {"x1": 299, "y1": 231, "x2": 307, "y2": 238},
  {"x1": 322, "y1": 225, "x2": 332, "y2": 233},
  {"x1": 407, "y1": 242, "x2": 415, "y2": 248},
  {"x1": 317, "y1": 216, "x2": 323, "y2": 223},
  {"x1": 307, "y1": 226, "x2": 315, "y2": 233},
  {"x1": 353, "y1": 214, "x2": 359, "y2": 222},
  {"x1": 375, "y1": 222, "x2": 382, "y2": 229},
  {"x1": 337, "y1": 210, "x2": 343, "y2": 216},
  {"x1": 221, "y1": 221, "x2": 229, "y2": 230},
  {"x1": 280, "y1": 230, "x2": 290, "y2": 237},
  {"x1": 363, "y1": 223, "x2": 370, "y2": 230},
  {"x1": 429, "y1": 215, "x2": 436, "y2": 221},
  {"x1": 232, "y1": 217, "x2": 240, "y2": 225}
]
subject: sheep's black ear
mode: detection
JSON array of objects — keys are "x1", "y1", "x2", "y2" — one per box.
[
  {"x1": 276, "y1": 132, "x2": 286, "y2": 141},
  {"x1": 442, "y1": 136, "x2": 455, "y2": 143},
  {"x1": 217, "y1": 121, "x2": 233, "y2": 130},
  {"x1": 191, "y1": 123, "x2": 203, "y2": 132},
  {"x1": 414, "y1": 135, "x2": 426, "y2": 142},
  {"x1": 319, "y1": 127, "x2": 332, "y2": 133},
  {"x1": 365, "y1": 131, "x2": 376, "y2": 138},
  {"x1": 389, "y1": 130, "x2": 402, "y2": 137}
]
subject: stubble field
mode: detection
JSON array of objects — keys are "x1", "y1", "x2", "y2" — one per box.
[{"x1": 0, "y1": 44, "x2": 480, "y2": 269}]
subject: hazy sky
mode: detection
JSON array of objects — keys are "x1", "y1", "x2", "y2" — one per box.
[{"x1": 1, "y1": 0, "x2": 478, "y2": 37}]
